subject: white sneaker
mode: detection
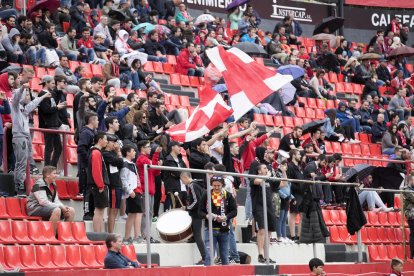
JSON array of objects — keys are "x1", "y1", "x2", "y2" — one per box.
[{"x1": 349, "y1": 139, "x2": 360, "y2": 144}]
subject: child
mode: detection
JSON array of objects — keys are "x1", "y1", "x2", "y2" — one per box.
[
  {"x1": 120, "y1": 144, "x2": 143, "y2": 244},
  {"x1": 309, "y1": 258, "x2": 326, "y2": 276},
  {"x1": 390, "y1": 258, "x2": 403, "y2": 276}
]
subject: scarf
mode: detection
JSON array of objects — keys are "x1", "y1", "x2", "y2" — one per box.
[
  {"x1": 111, "y1": 61, "x2": 119, "y2": 77},
  {"x1": 398, "y1": 130, "x2": 407, "y2": 146}
]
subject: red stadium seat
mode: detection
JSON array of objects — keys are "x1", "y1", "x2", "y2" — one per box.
[
  {"x1": 335, "y1": 83, "x2": 345, "y2": 93},
  {"x1": 274, "y1": 116, "x2": 284, "y2": 127},
  {"x1": 344, "y1": 83, "x2": 354, "y2": 94},
  {"x1": 386, "y1": 228, "x2": 398, "y2": 243},
  {"x1": 72, "y1": 222, "x2": 102, "y2": 244},
  {"x1": 342, "y1": 143, "x2": 352, "y2": 155},
  {"x1": 94, "y1": 245, "x2": 108, "y2": 265},
  {"x1": 293, "y1": 118, "x2": 303, "y2": 126},
  {"x1": 56, "y1": 180, "x2": 71, "y2": 200},
  {"x1": 329, "y1": 72, "x2": 338, "y2": 83},
  {"x1": 163, "y1": 63, "x2": 175, "y2": 74},
  {"x1": 326, "y1": 100, "x2": 336, "y2": 109},
  {"x1": 20, "y1": 245, "x2": 42, "y2": 270},
  {"x1": 283, "y1": 117, "x2": 294, "y2": 128},
  {"x1": 3, "y1": 246, "x2": 24, "y2": 270},
  {"x1": 65, "y1": 245, "x2": 88, "y2": 268},
  {"x1": 316, "y1": 99, "x2": 326, "y2": 109},
  {"x1": 6, "y1": 198, "x2": 37, "y2": 220},
  {"x1": 169, "y1": 74, "x2": 181, "y2": 86},
  {"x1": 297, "y1": 97, "x2": 307, "y2": 107},
  {"x1": 32, "y1": 131, "x2": 44, "y2": 144},
  {"x1": 368, "y1": 245, "x2": 387, "y2": 262},
  {"x1": 338, "y1": 226, "x2": 355, "y2": 244},
  {"x1": 0, "y1": 220, "x2": 15, "y2": 244},
  {"x1": 19, "y1": 198, "x2": 41, "y2": 220},
  {"x1": 394, "y1": 197, "x2": 401, "y2": 209},
  {"x1": 143, "y1": 61, "x2": 154, "y2": 72},
  {"x1": 167, "y1": 55, "x2": 177, "y2": 65},
  {"x1": 253, "y1": 114, "x2": 265, "y2": 125},
  {"x1": 352, "y1": 83, "x2": 362, "y2": 94},
  {"x1": 11, "y1": 220, "x2": 32, "y2": 243},
  {"x1": 189, "y1": 76, "x2": 200, "y2": 87},
  {"x1": 387, "y1": 245, "x2": 398, "y2": 259},
  {"x1": 27, "y1": 221, "x2": 59, "y2": 244},
  {"x1": 152, "y1": 62, "x2": 164, "y2": 73},
  {"x1": 367, "y1": 211, "x2": 380, "y2": 226},
  {"x1": 57, "y1": 222, "x2": 76, "y2": 243},
  {"x1": 395, "y1": 245, "x2": 405, "y2": 260},
  {"x1": 295, "y1": 107, "x2": 306, "y2": 118},
  {"x1": 80, "y1": 245, "x2": 102, "y2": 268},
  {"x1": 179, "y1": 96, "x2": 190, "y2": 107},
  {"x1": 377, "y1": 227, "x2": 389, "y2": 243},
  {"x1": 263, "y1": 115, "x2": 275, "y2": 126},
  {"x1": 180, "y1": 75, "x2": 191, "y2": 86},
  {"x1": 91, "y1": 64, "x2": 103, "y2": 77},
  {"x1": 338, "y1": 210, "x2": 347, "y2": 225},
  {"x1": 377, "y1": 212, "x2": 388, "y2": 225},
  {"x1": 0, "y1": 197, "x2": 9, "y2": 219},
  {"x1": 329, "y1": 210, "x2": 341, "y2": 225},
  {"x1": 36, "y1": 245, "x2": 59, "y2": 269},
  {"x1": 387, "y1": 212, "x2": 399, "y2": 227},
  {"x1": 322, "y1": 209, "x2": 332, "y2": 225},
  {"x1": 369, "y1": 144, "x2": 381, "y2": 156},
  {"x1": 169, "y1": 94, "x2": 181, "y2": 106},
  {"x1": 329, "y1": 226, "x2": 342, "y2": 243},
  {"x1": 360, "y1": 144, "x2": 371, "y2": 156},
  {"x1": 66, "y1": 147, "x2": 78, "y2": 164},
  {"x1": 331, "y1": 142, "x2": 342, "y2": 154},
  {"x1": 305, "y1": 108, "x2": 315, "y2": 119},
  {"x1": 307, "y1": 98, "x2": 317, "y2": 108},
  {"x1": 351, "y1": 144, "x2": 362, "y2": 155},
  {"x1": 366, "y1": 227, "x2": 379, "y2": 243},
  {"x1": 396, "y1": 212, "x2": 408, "y2": 227},
  {"x1": 269, "y1": 138, "x2": 280, "y2": 150},
  {"x1": 324, "y1": 142, "x2": 333, "y2": 154},
  {"x1": 50, "y1": 245, "x2": 73, "y2": 269},
  {"x1": 120, "y1": 245, "x2": 139, "y2": 264}
]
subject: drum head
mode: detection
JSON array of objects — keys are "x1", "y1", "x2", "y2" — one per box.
[{"x1": 156, "y1": 209, "x2": 192, "y2": 235}]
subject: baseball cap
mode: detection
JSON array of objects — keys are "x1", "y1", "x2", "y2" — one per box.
[{"x1": 39, "y1": 75, "x2": 54, "y2": 85}]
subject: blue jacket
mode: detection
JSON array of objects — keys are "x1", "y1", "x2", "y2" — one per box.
[
  {"x1": 321, "y1": 118, "x2": 336, "y2": 138},
  {"x1": 104, "y1": 250, "x2": 140, "y2": 269},
  {"x1": 0, "y1": 99, "x2": 10, "y2": 135},
  {"x1": 97, "y1": 101, "x2": 131, "y2": 131}
]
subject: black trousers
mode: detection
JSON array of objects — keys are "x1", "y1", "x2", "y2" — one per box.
[
  {"x1": 192, "y1": 217, "x2": 206, "y2": 261},
  {"x1": 153, "y1": 175, "x2": 162, "y2": 217},
  {"x1": 408, "y1": 219, "x2": 414, "y2": 259},
  {"x1": 44, "y1": 132, "x2": 62, "y2": 167},
  {"x1": 379, "y1": 192, "x2": 394, "y2": 209}
]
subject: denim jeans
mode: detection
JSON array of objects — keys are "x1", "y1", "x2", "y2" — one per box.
[
  {"x1": 204, "y1": 229, "x2": 229, "y2": 266},
  {"x1": 188, "y1": 68, "x2": 204, "y2": 77},
  {"x1": 229, "y1": 223, "x2": 239, "y2": 261},
  {"x1": 359, "y1": 191, "x2": 386, "y2": 210},
  {"x1": 131, "y1": 71, "x2": 141, "y2": 90},
  {"x1": 147, "y1": 55, "x2": 167, "y2": 63},
  {"x1": 26, "y1": 47, "x2": 47, "y2": 66},
  {"x1": 244, "y1": 179, "x2": 253, "y2": 220},
  {"x1": 276, "y1": 208, "x2": 288, "y2": 238},
  {"x1": 341, "y1": 118, "x2": 358, "y2": 132},
  {"x1": 79, "y1": 47, "x2": 95, "y2": 62}
]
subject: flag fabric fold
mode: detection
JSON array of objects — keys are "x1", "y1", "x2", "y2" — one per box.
[
  {"x1": 206, "y1": 46, "x2": 293, "y2": 121},
  {"x1": 166, "y1": 86, "x2": 233, "y2": 142}
]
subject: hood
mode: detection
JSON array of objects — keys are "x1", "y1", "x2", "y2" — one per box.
[
  {"x1": 8, "y1": 28, "x2": 20, "y2": 40},
  {"x1": 255, "y1": 147, "x2": 266, "y2": 163},
  {"x1": 122, "y1": 123, "x2": 135, "y2": 140},
  {"x1": 118, "y1": 29, "x2": 129, "y2": 41},
  {"x1": 338, "y1": 101, "x2": 347, "y2": 109},
  {"x1": 0, "y1": 72, "x2": 12, "y2": 96}
]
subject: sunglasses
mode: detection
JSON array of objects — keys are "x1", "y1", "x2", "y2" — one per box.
[{"x1": 211, "y1": 175, "x2": 223, "y2": 181}]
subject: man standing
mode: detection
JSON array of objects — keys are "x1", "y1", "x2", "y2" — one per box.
[
  {"x1": 12, "y1": 83, "x2": 50, "y2": 195},
  {"x1": 77, "y1": 112, "x2": 99, "y2": 220},
  {"x1": 104, "y1": 233, "x2": 140, "y2": 269},
  {"x1": 38, "y1": 75, "x2": 66, "y2": 167},
  {"x1": 198, "y1": 175, "x2": 237, "y2": 266},
  {"x1": 136, "y1": 140, "x2": 161, "y2": 243},
  {"x1": 87, "y1": 132, "x2": 110, "y2": 232}
]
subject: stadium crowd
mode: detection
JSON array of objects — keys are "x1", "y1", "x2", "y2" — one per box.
[{"x1": 0, "y1": 0, "x2": 412, "y2": 268}]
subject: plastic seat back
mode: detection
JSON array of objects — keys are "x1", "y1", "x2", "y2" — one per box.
[
  {"x1": 50, "y1": 245, "x2": 71, "y2": 268},
  {"x1": 65, "y1": 245, "x2": 86, "y2": 268},
  {"x1": 4, "y1": 246, "x2": 23, "y2": 269},
  {"x1": 0, "y1": 220, "x2": 14, "y2": 243},
  {"x1": 80, "y1": 245, "x2": 101, "y2": 267},
  {"x1": 120, "y1": 245, "x2": 138, "y2": 263},
  {"x1": 20, "y1": 245, "x2": 41, "y2": 269},
  {"x1": 57, "y1": 222, "x2": 76, "y2": 243},
  {"x1": 11, "y1": 220, "x2": 31, "y2": 243},
  {"x1": 71, "y1": 222, "x2": 90, "y2": 243},
  {"x1": 36, "y1": 245, "x2": 57, "y2": 269},
  {"x1": 94, "y1": 245, "x2": 108, "y2": 265}
]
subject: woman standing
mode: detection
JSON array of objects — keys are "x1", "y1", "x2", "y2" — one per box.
[{"x1": 403, "y1": 175, "x2": 414, "y2": 259}]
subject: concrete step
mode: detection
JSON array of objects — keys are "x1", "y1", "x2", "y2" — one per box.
[{"x1": 162, "y1": 88, "x2": 195, "y2": 98}]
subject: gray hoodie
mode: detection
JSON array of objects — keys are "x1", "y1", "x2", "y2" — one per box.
[
  {"x1": 11, "y1": 87, "x2": 44, "y2": 139},
  {"x1": 1, "y1": 28, "x2": 22, "y2": 54},
  {"x1": 26, "y1": 177, "x2": 63, "y2": 216}
]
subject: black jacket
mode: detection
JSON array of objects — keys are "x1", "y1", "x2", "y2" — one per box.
[
  {"x1": 198, "y1": 189, "x2": 237, "y2": 232},
  {"x1": 163, "y1": 154, "x2": 187, "y2": 193},
  {"x1": 144, "y1": 39, "x2": 166, "y2": 56},
  {"x1": 186, "y1": 180, "x2": 204, "y2": 218},
  {"x1": 37, "y1": 30, "x2": 58, "y2": 49},
  {"x1": 149, "y1": 109, "x2": 169, "y2": 130},
  {"x1": 38, "y1": 90, "x2": 62, "y2": 129},
  {"x1": 69, "y1": 6, "x2": 87, "y2": 35},
  {"x1": 189, "y1": 150, "x2": 219, "y2": 180},
  {"x1": 376, "y1": 65, "x2": 391, "y2": 83},
  {"x1": 102, "y1": 150, "x2": 124, "y2": 189},
  {"x1": 371, "y1": 122, "x2": 387, "y2": 143},
  {"x1": 53, "y1": 88, "x2": 69, "y2": 126},
  {"x1": 346, "y1": 187, "x2": 367, "y2": 235},
  {"x1": 77, "y1": 126, "x2": 96, "y2": 169}
]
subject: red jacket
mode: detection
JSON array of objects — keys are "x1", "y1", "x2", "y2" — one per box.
[
  {"x1": 0, "y1": 73, "x2": 13, "y2": 125},
  {"x1": 91, "y1": 149, "x2": 106, "y2": 189},
  {"x1": 77, "y1": 36, "x2": 94, "y2": 49},
  {"x1": 136, "y1": 152, "x2": 160, "y2": 195},
  {"x1": 176, "y1": 48, "x2": 202, "y2": 75},
  {"x1": 241, "y1": 134, "x2": 268, "y2": 170}
]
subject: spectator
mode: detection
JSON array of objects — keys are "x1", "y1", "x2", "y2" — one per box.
[
  {"x1": 388, "y1": 88, "x2": 410, "y2": 122},
  {"x1": 322, "y1": 109, "x2": 355, "y2": 142},
  {"x1": 198, "y1": 175, "x2": 237, "y2": 266},
  {"x1": 396, "y1": 123, "x2": 411, "y2": 150},
  {"x1": 355, "y1": 59, "x2": 373, "y2": 84},
  {"x1": 104, "y1": 233, "x2": 140, "y2": 269},
  {"x1": 371, "y1": 95, "x2": 389, "y2": 122},
  {"x1": 149, "y1": 102, "x2": 173, "y2": 131},
  {"x1": 278, "y1": 126, "x2": 303, "y2": 152},
  {"x1": 26, "y1": 166, "x2": 75, "y2": 230},
  {"x1": 1, "y1": 28, "x2": 25, "y2": 64},
  {"x1": 134, "y1": 110, "x2": 157, "y2": 141},
  {"x1": 12, "y1": 83, "x2": 49, "y2": 195},
  {"x1": 93, "y1": 15, "x2": 113, "y2": 47},
  {"x1": 376, "y1": 58, "x2": 392, "y2": 86},
  {"x1": 228, "y1": 7, "x2": 242, "y2": 31},
  {"x1": 55, "y1": 56, "x2": 78, "y2": 86},
  {"x1": 175, "y1": 3, "x2": 192, "y2": 24},
  {"x1": 144, "y1": 29, "x2": 167, "y2": 63},
  {"x1": 382, "y1": 124, "x2": 398, "y2": 155},
  {"x1": 389, "y1": 258, "x2": 404, "y2": 276},
  {"x1": 69, "y1": 1, "x2": 87, "y2": 35},
  {"x1": 336, "y1": 101, "x2": 360, "y2": 134},
  {"x1": 238, "y1": 12, "x2": 251, "y2": 36},
  {"x1": 77, "y1": 27, "x2": 99, "y2": 62},
  {"x1": 371, "y1": 113, "x2": 387, "y2": 143},
  {"x1": 189, "y1": 137, "x2": 220, "y2": 180},
  {"x1": 403, "y1": 175, "x2": 414, "y2": 260},
  {"x1": 0, "y1": 84, "x2": 11, "y2": 169},
  {"x1": 302, "y1": 129, "x2": 322, "y2": 154},
  {"x1": 240, "y1": 27, "x2": 258, "y2": 44},
  {"x1": 309, "y1": 69, "x2": 336, "y2": 100},
  {"x1": 359, "y1": 100, "x2": 374, "y2": 133},
  {"x1": 103, "y1": 52, "x2": 122, "y2": 87},
  {"x1": 176, "y1": 42, "x2": 204, "y2": 77},
  {"x1": 309, "y1": 258, "x2": 325, "y2": 276},
  {"x1": 73, "y1": 78, "x2": 93, "y2": 129},
  {"x1": 88, "y1": 132, "x2": 110, "y2": 232},
  {"x1": 359, "y1": 175, "x2": 394, "y2": 212},
  {"x1": 343, "y1": 57, "x2": 359, "y2": 83},
  {"x1": 38, "y1": 76, "x2": 65, "y2": 167}
]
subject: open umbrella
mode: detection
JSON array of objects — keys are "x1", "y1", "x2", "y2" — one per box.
[
  {"x1": 388, "y1": 46, "x2": 414, "y2": 58},
  {"x1": 226, "y1": 0, "x2": 250, "y2": 10},
  {"x1": 233, "y1": 42, "x2": 267, "y2": 56},
  {"x1": 28, "y1": 0, "x2": 60, "y2": 16},
  {"x1": 371, "y1": 167, "x2": 404, "y2": 189},
  {"x1": 278, "y1": 83, "x2": 296, "y2": 105},
  {"x1": 212, "y1": 84, "x2": 227, "y2": 93},
  {"x1": 132, "y1": 22, "x2": 154, "y2": 33},
  {"x1": 108, "y1": 9, "x2": 126, "y2": 22},
  {"x1": 358, "y1": 53, "x2": 381, "y2": 60},
  {"x1": 344, "y1": 164, "x2": 376, "y2": 182},
  {"x1": 312, "y1": 33, "x2": 336, "y2": 41},
  {"x1": 313, "y1": 16, "x2": 344, "y2": 35},
  {"x1": 277, "y1": 65, "x2": 305, "y2": 79},
  {"x1": 194, "y1": 14, "x2": 215, "y2": 26},
  {"x1": 302, "y1": 119, "x2": 326, "y2": 135},
  {"x1": 154, "y1": 24, "x2": 171, "y2": 35}
]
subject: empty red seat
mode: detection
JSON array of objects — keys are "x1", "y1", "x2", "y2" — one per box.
[
  {"x1": 163, "y1": 63, "x2": 175, "y2": 74},
  {"x1": 315, "y1": 109, "x2": 325, "y2": 119},
  {"x1": 395, "y1": 245, "x2": 405, "y2": 260},
  {"x1": 65, "y1": 245, "x2": 88, "y2": 268},
  {"x1": 152, "y1": 62, "x2": 164, "y2": 73},
  {"x1": 166, "y1": 55, "x2": 177, "y2": 65},
  {"x1": 263, "y1": 115, "x2": 275, "y2": 126},
  {"x1": 143, "y1": 61, "x2": 154, "y2": 72},
  {"x1": 342, "y1": 143, "x2": 352, "y2": 155},
  {"x1": 27, "y1": 221, "x2": 59, "y2": 244},
  {"x1": 11, "y1": 220, "x2": 32, "y2": 243},
  {"x1": 367, "y1": 227, "x2": 379, "y2": 243},
  {"x1": 57, "y1": 222, "x2": 76, "y2": 243},
  {"x1": 274, "y1": 116, "x2": 284, "y2": 127},
  {"x1": 0, "y1": 220, "x2": 15, "y2": 244},
  {"x1": 386, "y1": 228, "x2": 398, "y2": 243},
  {"x1": 20, "y1": 245, "x2": 42, "y2": 270},
  {"x1": 189, "y1": 76, "x2": 200, "y2": 87},
  {"x1": 269, "y1": 138, "x2": 280, "y2": 150},
  {"x1": 387, "y1": 245, "x2": 398, "y2": 259},
  {"x1": 50, "y1": 245, "x2": 73, "y2": 269},
  {"x1": 377, "y1": 227, "x2": 389, "y2": 243},
  {"x1": 324, "y1": 142, "x2": 333, "y2": 154},
  {"x1": 72, "y1": 222, "x2": 101, "y2": 244},
  {"x1": 6, "y1": 198, "x2": 37, "y2": 220},
  {"x1": 329, "y1": 210, "x2": 341, "y2": 225},
  {"x1": 344, "y1": 83, "x2": 354, "y2": 94},
  {"x1": 293, "y1": 117, "x2": 303, "y2": 126},
  {"x1": 338, "y1": 210, "x2": 347, "y2": 225},
  {"x1": 0, "y1": 247, "x2": 13, "y2": 270},
  {"x1": 36, "y1": 245, "x2": 59, "y2": 269},
  {"x1": 295, "y1": 107, "x2": 306, "y2": 118},
  {"x1": 179, "y1": 95, "x2": 190, "y2": 107},
  {"x1": 337, "y1": 226, "x2": 356, "y2": 244},
  {"x1": 94, "y1": 245, "x2": 108, "y2": 265},
  {"x1": 396, "y1": 212, "x2": 408, "y2": 227},
  {"x1": 369, "y1": 144, "x2": 381, "y2": 156},
  {"x1": 66, "y1": 147, "x2": 78, "y2": 164},
  {"x1": 368, "y1": 245, "x2": 388, "y2": 262},
  {"x1": 329, "y1": 72, "x2": 338, "y2": 83},
  {"x1": 335, "y1": 83, "x2": 345, "y2": 93},
  {"x1": 387, "y1": 212, "x2": 399, "y2": 227},
  {"x1": 331, "y1": 142, "x2": 342, "y2": 154},
  {"x1": 3, "y1": 246, "x2": 24, "y2": 270},
  {"x1": 91, "y1": 64, "x2": 103, "y2": 77},
  {"x1": 367, "y1": 211, "x2": 380, "y2": 226},
  {"x1": 283, "y1": 117, "x2": 294, "y2": 128},
  {"x1": 180, "y1": 75, "x2": 191, "y2": 86},
  {"x1": 378, "y1": 212, "x2": 389, "y2": 225},
  {"x1": 80, "y1": 245, "x2": 102, "y2": 268},
  {"x1": 0, "y1": 197, "x2": 9, "y2": 219},
  {"x1": 66, "y1": 180, "x2": 82, "y2": 200},
  {"x1": 352, "y1": 83, "x2": 362, "y2": 94},
  {"x1": 55, "y1": 180, "x2": 71, "y2": 200},
  {"x1": 306, "y1": 98, "x2": 317, "y2": 108},
  {"x1": 169, "y1": 74, "x2": 181, "y2": 86},
  {"x1": 305, "y1": 108, "x2": 316, "y2": 119},
  {"x1": 322, "y1": 209, "x2": 332, "y2": 225},
  {"x1": 253, "y1": 114, "x2": 265, "y2": 125},
  {"x1": 329, "y1": 226, "x2": 341, "y2": 243}
]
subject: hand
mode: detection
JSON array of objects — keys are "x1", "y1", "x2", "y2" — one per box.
[
  {"x1": 22, "y1": 83, "x2": 30, "y2": 90},
  {"x1": 325, "y1": 172, "x2": 333, "y2": 178},
  {"x1": 129, "y1": 191, "x2": 136, "y2": 198},
  {"x1": 0, "y1": 93, "x2": 5, "y2": 100},
  {"x1": 43, "y1": 92, "x2": 52, "y2": 98},
  {"x1": 57, "y1": 102, "x2": 66, "y2": 110},
  {"x1": 158, "y1": 160, "x2": 163, "y2": 165},
  {"x1": 152, "y1": 125, "x2": 159, "y2": 131},
  {"x1": 155, "y1": 146, "x2": 162, "y2": 153},
  {"x1": 4, "y1": 122, "x2": 12, "y2": 129},
  {"x1": 82, "y1": 92, "x2": 90, "y2": 97},
  {"x1": 310, "y1": 172, "x2": 316, "y2": 179},
  {"x1": 165, "y1": 121, "x2": 174, "y2": 128},
  {"x1": 99, "y1": 188, "x2": 104, "y2": 193}
]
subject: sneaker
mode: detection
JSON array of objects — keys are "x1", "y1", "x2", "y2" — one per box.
[
  {"x1": 149, "y1": 237, "x2": 160, "y2": 243},
  {"x1": 229, "y1": 258, "x2": 238, "y2": 264},
  {"x1": 249, "y1": 236, "x2": 257, "y2": 243},
  {"x1": 195, "y1": 259, "x2": 204, "y2": 265},
  {"x1": 83, "y1": 213, "x2": 94, "y2": 221},
  {"x1": 132, "y1": 236, "x2": 145, "y2": 244},
  {"x1": 121, "y1": 214, "x2": 128, "y2": 220},
  {"x1": 270, "y1": 237, "x2": 279, "y2": 243},
  {"x1": 16, "y1": 188, "x2": 26, "y2": 197},
  {"x1": 152, "y1": 216, "x2": 158, "y2": 222},
  {"x1": 214, "y1": 257, "x2": 221, "y2": 265},
  {"x1": 349, "y1": 139, "x2": 360, "y2": 144},
  {"x1": 258, "y1": 255, "x2": 276, "y2": 264},
  {"x1": 30, "y1": 167, "x2": 40, "y2": 175},
  {"x1": 123, "y1": 237, "x2": 133, "y2": 245}
]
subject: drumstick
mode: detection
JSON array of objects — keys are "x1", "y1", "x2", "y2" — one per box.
[{"x1": 174, "y1": 192, "x2": 184, "y2": 207}]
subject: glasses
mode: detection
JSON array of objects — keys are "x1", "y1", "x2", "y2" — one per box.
[{"x1": 211, "y1": 175, "x2": 223, "y2": 181}]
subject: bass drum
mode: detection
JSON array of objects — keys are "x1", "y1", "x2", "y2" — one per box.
[{"x1": 156, "y1": 209, "x2": 193, "y2": 242}]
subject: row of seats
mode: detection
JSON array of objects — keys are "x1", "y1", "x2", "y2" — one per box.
[
  {"x1": 0, "y1": 220, "x2": 101, "y2": 245},
  {"x1": 0, "y1": 197, "x2": 41, "y2": 220},
  {"x1": 329, "y1": 226, "x2": 409, "y2": 245},
  {"x1": 323, "y1": 210, "x2": 404, "y2": 227},
  {"x1": 0, "y1": 244, "x2": 140, "y2": 271},
  {"x1": 368, "y1": 245, "x2": 408, "y2": 262}
]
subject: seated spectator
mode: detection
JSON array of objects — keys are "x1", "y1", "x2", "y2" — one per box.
[
  {"x1": 335, "y1": 39, "x2": 351, "y2": 66},
  {"x1": 175, "y1": 3, "x2": 192, "y2": 24},
  {"x1": 55, "y1": 55, "x2": 78, "y2": 85},
  {"x1": 144, "y1": 30, "x2": 167, "y2": 63},
  {"x1": 358, "y1": 100, "x2": 374, "y2": 133},
  {"x1": 103, "y1": 52, "x2": 124, "y2": 88},
  {"x1": 241, "y1": 27, "x2": 258, "y2": 44},
  {"x1": 336, "y1": 101, "x2": 360, "y2": 134},
  {"x1": 1, "y1": 28, "x2": 25, "y2": 64},
  {"x1": 358, "y1": 175, "x2": 394, "y2": 212},
  {"x1": 93, "y1": 15, "x2": 113, "y2": 47},
  {"x1": 388, "y1": 88, "x2": 410, "y2": 122},
  {"x1": 278, "y1": 126, "x2": 303, "y2": 153},
  {"x1": 396, "y1": 123, "x2": 411, "y2": 150},
  {"x1": 238, "y1": 12, "x2": 251, "y2": 36},
  {"x1": 354, "y1": 59, "x2": 371, "y2": 84},
  {"x1": 309, "y1": 69, "x2": 336, "y2": 100},
  {"x1": 309, "y1": 258, "x2": 325, "y2": 276},
  {"x1": 376, "y1": 58, "x2": 392, "y2": 86},
  {"x1": 322, "y1": 109, "x2": 356, "y2": 143},
  {"x1": 26, "y1": 166, "x2": 75, "y2": 230},
  {"x1": 94, "y1": 32, "x2": 112, "y2": 62},
  {"x1": 176, "y1": 42, "x2": 204, "y2": 77},
  {"x1": 134, "y1": 110, "x2": 157, "y2": 141},
  {"x1": 149, "y1": 102, "x2": 174, "y2": 131},
  {"x1": 343, "y1": 57, "x2": 358, "y2": 83},
  {"x1": 391, "y1": 70, "x2": 410, "y2": 95},
  {"x1": 382, "y1": 123, "x2": 398, "y2": 154},
  {"x1": 371, "y1": 113, "x2": 387, "y2": 143},
  {"x1": 165, "y1": 27, "x2": 183, "y2": 56},
  {"x1": 77, "y1": 27, "x2": 101, "y2": 63},
  {"x1": 104, "y1": 233, "x2": 140, "y2": 269},
  {"x1": 302, "y1": 129, "x2": 323, "y2": 154}
]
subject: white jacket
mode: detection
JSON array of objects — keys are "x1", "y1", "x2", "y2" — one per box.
[{"x1": 120, "y1": 158, "x2": 139, "y2": 199}]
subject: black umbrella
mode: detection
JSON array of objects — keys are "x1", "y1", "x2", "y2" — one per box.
[
  {"x1": 233, "y1": 42, "x2": 268, "y2": 57},
  {"x1": 313, "y1": 16, "x2": 345, "y2": 35},
  {"x1": 302, "y1": 119, "x2": 325, "y2": 135},
  {"x1": 108, "y1": 10, "x2": 127, "y2": 22},
  {"x1": 28, "y1": 0, "x2": 60, "y2": 16},
  {"x1": 344, "y1": 164, "x2": 376, "y2": 182},
  {"x1": 371, "y1": 167, "x2": 404, "y2": 189}
]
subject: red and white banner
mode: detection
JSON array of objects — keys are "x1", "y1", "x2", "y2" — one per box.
[
  {"x1": 345, "y1": 0, "x2": 414, "y2": 9},
  {"x1": 167, "y1": 86, "x2": 233, "y2": 142},
  {"x1": 206, "y1": 46, "x2": 293, "y2": 121}
]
